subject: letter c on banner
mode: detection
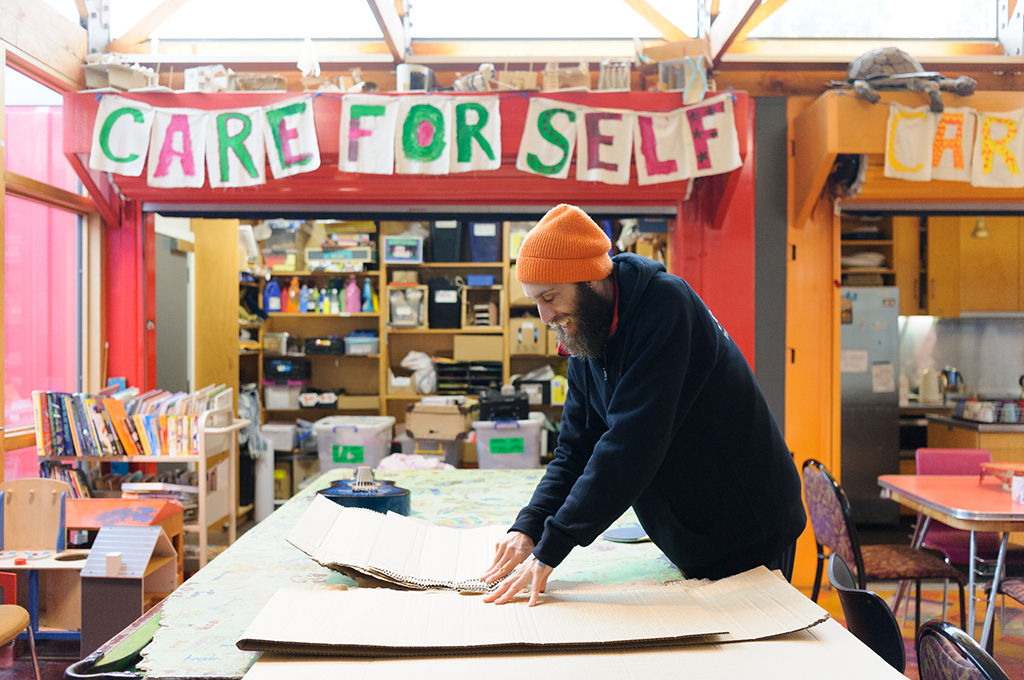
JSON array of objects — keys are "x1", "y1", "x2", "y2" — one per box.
[
  {"x1": 100, "y1": 107, "x2": 145, "y2": 163},
  {"x1": 527, "y1": 108, "x2": 577, "y2": 175},
  {"x1": 887, "y1": 109, "x2": 927, "y2": 173}
]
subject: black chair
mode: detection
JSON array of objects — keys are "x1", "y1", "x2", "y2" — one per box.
[
  {"x1": 828, "y1": 553, "x2": 906, "y2": 673},
  {"x1": 916, "y1": 620, "x2": 1010, "y2": 680},
  {"x1": 802, "y1": 459, "x2": 966, "y2": 636}
]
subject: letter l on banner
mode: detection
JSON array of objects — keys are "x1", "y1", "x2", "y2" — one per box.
[{"x1": 633, "y1": 111, "x2": 690, "y2": 185}]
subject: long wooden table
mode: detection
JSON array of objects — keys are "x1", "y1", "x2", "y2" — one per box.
[
  {"x1": 878, "y1": 474, "x2": 1024, "y2": 648},
  {"x1": 86, "y1": 469, "x2": 903, "y2": 679}
]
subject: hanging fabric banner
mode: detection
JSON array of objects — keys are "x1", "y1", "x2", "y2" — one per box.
[
  {"x1": 89, "y1": 95, "x2": 155, "y2": 177},
  {"x1": 575, "y1": 108, "x2": 634, "y2": 185},
  {"x1": 449, "y1": 96, "x2": 502, "y2": 173},
  {"x1": 395, "y1": 97, "x2": 453, "y2": 175},
  {"x1": 206, "y1": 107, "x2": 266, "y2": 188},
  {"x1": 971, "y1": 108, "x2": 1024, "y2": 188},
  {"x1": 633, "y1": 111, "x2": 690, "y2": 186},
  {"x1": 263, "y1": 96, "x2": 320, "y2": 180},
  {"x1": 516, "y1": 98, "x2": 579, "y2": 180},
  {"x1": 930, "y1": 107, "x2": 975, "y2": 183},
  {"x1": 681, "y1": 93, "x2": 741, "y2": 178},
  {"x1": 883, "y1": 103, "x2": 936, "y2": 182},
  {"x1": 147, "y1": 108, "x2": 208, "y2": 188},
  {"x1": 339, "y1": 95, "x2": 399, "y2": 175}
]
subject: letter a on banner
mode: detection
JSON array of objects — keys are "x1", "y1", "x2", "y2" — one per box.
[
  {"x1": 633, "y1": 111, "x2": 690, "y2": 185},
  {"x1": 971, "y1": 108, "x2": 1024, "y2": 188},
  {"x1": 449, "y1": 96, "x2": 501, "y2": 173},
  {"x1": 147, "y1": 108, "x2": 208, "y2": 188},
  {"x1": 206, "y1": 108, "x2": 266, "y2": 188},
  {"x1": 396, "y1": 97, "x2": 452, "y2": 174},
  {"x1": 263, "y1": 96, "x2": 320, "y2": 179},
  {"x1": 89, "y1": 95, "x2": 155, "y2": 176},
  {"x1": 576, "y1": 108, "x2": 633, "y2": 185},
  {"x1": 340, "y1": 95, "x2": 399, "y2": 175},
  {"x1": 931, "y1": 107, "x2": 975, "y2": 183},
  {"x1": 516, "y1": 98, "x2": 579, "y2": 180},
  {"x1": 681, "y1": 93, "x2": 741, "y2": 178},
  {"x1": 883, "y1": 103, "x2": 935, "y2": 182}
]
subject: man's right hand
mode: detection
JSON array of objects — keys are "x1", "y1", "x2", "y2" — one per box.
[{"x1": 481, "y1": 530, "x2": 536, "y2": 584}]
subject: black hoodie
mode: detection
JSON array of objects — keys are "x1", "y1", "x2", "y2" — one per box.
[{"x1": 510, "y1": 253, "x2": 807, "y2": 579}]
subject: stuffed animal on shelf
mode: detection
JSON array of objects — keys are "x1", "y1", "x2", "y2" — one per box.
[{"x1": 830, "y1": 46, "x2": 976, "y2": 113}]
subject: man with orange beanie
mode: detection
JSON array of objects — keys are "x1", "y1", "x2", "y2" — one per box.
[{"x1": 481, "y1": 204, "x2": 806, "y2": 606}]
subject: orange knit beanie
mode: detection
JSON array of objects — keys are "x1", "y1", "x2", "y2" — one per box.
[{"x1": 516, "y1": 204, "x2": 612, "y2": 284}]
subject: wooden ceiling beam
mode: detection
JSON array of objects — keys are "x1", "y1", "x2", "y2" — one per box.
[
  {"x1": 0, "y1": 0, "x2": 87, "y2": 88},
  {"x1": 709, "y1": 0, "x2": 760, "y2": 67},
  {"x1": 365, "y1": 0, "x2": 405, "y2": 63},
  {"x1": 620, "y1": 0, "x2": 688, "y2": 41},
  {"x1": 734, "y1": 0, "x2": 791, "y2": 43},
  {"x1": 107, "y1": 0, "x2": 192, "y2": 52},
  {"x1": 74, "y1": 0, "x2": 88, "y2": 24}
]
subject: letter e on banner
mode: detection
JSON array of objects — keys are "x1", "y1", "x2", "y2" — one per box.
[
  {"x1": 147, "y1": 108, "x2": 208, "y2": 189},
  {"x1": 516, "y1": 98, "x2": 579, "y2": 180},
  {"x1": 681, "y1": 93, "x2": 741, "y2": 178},
  {"x1": 575, "y1": 109, "x2": 633, "y2": 185},
  {"x1": 89, "y1": 95, "x2": 155, "y2": 176},
  {"x1": 971, "y1": 108, "x2": 1024, "y2": 188},
  {"x1": 633, "y1": 111, "x2": 690, "y2": 185},
  {"x1": 340, "y1": 95, "x2": 399, "y2": 175},
  {"x1": 263, "y1": 96, "x2": 321, "y2": 179},
  {"x1": 883, "y1": 103, "x2": 934, "y2": 182},
  {"x1": 396, "y1": 96, "x2": 452, "y2": 175}
]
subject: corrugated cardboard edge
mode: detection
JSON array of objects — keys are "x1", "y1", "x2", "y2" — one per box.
[{"x1": 236, "y1": 567, "x2": 829, "y2": 657}]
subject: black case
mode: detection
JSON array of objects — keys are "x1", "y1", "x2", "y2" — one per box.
[
  {"x1": 429, "y1": 220, "x2": 465, "y2": 262},
  {"x1": 428, "y1": 277, "x2": 462, "y2": 328},
  {"x1": 478, "y1": 387, "x2": 529, "y2": 421},
  {"x1": 265, "y1": 358, "x2": 311, "y2": 384},
  {"x1": 305, "y1": 336, "x2": 344, "y2": 355}
]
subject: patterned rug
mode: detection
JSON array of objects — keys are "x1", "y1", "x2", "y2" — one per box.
[{"x1": 805, "y1": 584, "x2": 1024, "y2": 679}]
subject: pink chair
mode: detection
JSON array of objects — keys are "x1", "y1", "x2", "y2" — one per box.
[{"x1": 915, "y1": 448, "x2": 1024, "y2": 565}]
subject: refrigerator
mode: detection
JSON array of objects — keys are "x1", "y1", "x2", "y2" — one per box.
[{"x1": 840, "y1": 287, "x2": 901, "y2": 526}]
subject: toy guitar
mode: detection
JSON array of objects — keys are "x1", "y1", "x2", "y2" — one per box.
[{"x1": 318, "y1": 466, "x2": 411, "y2": 516}]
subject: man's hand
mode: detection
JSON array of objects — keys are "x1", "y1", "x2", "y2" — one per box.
[
  {"x1": 481, "y1": 531, "x2": 536, "y2": 584},
  {"x1": 482, "y1": 554, "x2": 553, "y2": 606}
]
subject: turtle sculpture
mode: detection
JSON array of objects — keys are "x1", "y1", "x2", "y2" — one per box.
[{"x1": 831, "y1": 47, "x2": 976, "y2": 113}]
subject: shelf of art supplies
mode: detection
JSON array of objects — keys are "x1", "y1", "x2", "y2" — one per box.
[
  {"x1": 388, "y1": 328, "x2": 504, "y2": 334},
  {"x1": 395, "y1": 262, "x2": 504, "y2": 268},
  {"x1": 267, "y1": 270, "x2": 385, "y2": 278},
  {"x1": 267, "y1": 312, "x2": 379, "y2": 318}
]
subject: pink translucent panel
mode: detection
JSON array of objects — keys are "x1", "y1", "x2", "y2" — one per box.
[
  {"x1": 5, "y1": 106, "x2": 79, "y2": 192},
  {"x1": 3, "y1": 446, "x2": 40, "y2": 481},
  {"x1": 4, "y1": 194, "x2": 80, "y2": 431}
]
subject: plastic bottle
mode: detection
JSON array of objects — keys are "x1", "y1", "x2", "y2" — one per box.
[
  {"x1": 361, "y1": 278, "x2": 374, "y2": 313},
  {"x1": 345, "y1": 276, "x2": 361, "y2": 313},
  {"x1": 286, "y1": 277, "x2": 300, "y2": 313},
  {"x1": 329, "y1": 287, "x2": 340, "y2": 314},
  {"x1": 299, "y1": 284, "x2": 310, "y2": 313},
  {"x1": 309, "y1": 286, "x2": 319, "y2": 314},
  {"x1": 263, "y1": 279, "x2": 282, "y2": 312},
  {"x1": 320, "y1": 288, "x2": 330, "y2": 314}
]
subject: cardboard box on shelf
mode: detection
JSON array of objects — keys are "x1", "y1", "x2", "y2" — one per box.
[
  {"x1": 509, "y1": 266, "x2": 532, "y2": 307},
  {"x1": 510, "y1": 317, "x2": 546, "y2": 355},
  {"x1": 292, "y1": 457, "x2": 320, "y2": 493},
  {"x1": 453, "y1": 335, "x2": 503, "y2": 362},
  {"x1": 405, "y1": 399, "x2": 478, "y2": 441},
  {"x1": 388, "y1": 368, "x2": 416, "y2": 395}
]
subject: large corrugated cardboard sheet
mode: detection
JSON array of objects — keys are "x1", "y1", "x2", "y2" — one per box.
[
  {"x1": 287, "y1": 495, "x2": 508, "y2": 592},
  {"x1": 237, "y1": 566, "x2": 828, "y2": 657},
  {"x1": 240, "y1": 619, "x2": 905, "y2": 680}
]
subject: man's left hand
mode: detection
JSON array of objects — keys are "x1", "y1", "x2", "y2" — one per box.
[{"x1": 481, "y1": 555, "x2": 553, "y2": 606}]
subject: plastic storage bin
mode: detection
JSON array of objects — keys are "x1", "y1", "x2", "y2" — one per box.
[
  {"x1": 262, "y1": 422, "x2": 297, "y2": 452},
  {"x1": 264, "y1": 382, "x2": 305, "y2": 409},
  {"x1": 314, "y1": 416, "x2": 396, "y2": 470},
  {"x1": 472, "y1": 419, "x2": 542, "y2": 469},
  {"x1": 344, "y1": 335, "x2": 380, "y2": 355},
  {"x1": 430, "y1": 220, "x2": 464, "y2": 262}
]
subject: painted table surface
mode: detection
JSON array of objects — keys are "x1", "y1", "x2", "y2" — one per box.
[
  {"x1": 878, "y1": 474, "x2": 1024, "y2": 525},
  {"x1": 140, "y1": 468, "x2": 681, "y2": 680}
]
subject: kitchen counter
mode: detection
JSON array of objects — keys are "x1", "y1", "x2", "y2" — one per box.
[
  {"x1": 926, "y1": 414, "x2": 1024, "y2": 433},
  {"x1": 901, "y1": 403, "x2": 954, "y2": 417}
]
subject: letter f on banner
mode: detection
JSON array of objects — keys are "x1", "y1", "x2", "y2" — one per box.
[{"x1": 340, "y1": 95, "x2": 398, "y2": 175}]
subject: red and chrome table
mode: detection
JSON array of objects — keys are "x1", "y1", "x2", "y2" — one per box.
[{"x1": 878, "y1": 474, "x2": 1024, "y2": 648}]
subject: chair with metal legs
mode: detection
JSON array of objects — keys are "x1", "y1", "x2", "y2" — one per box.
[{"x1": 0, "y1": 571, "x2": 41, "y2": 680}]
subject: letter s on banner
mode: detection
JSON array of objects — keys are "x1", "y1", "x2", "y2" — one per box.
[{"x1": 516, "y1": 98, "x2": 579, "y2": 180}]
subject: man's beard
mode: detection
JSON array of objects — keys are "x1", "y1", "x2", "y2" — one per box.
[{"x1": 553, "y1": 282, "x2": 615, "y2": 361}]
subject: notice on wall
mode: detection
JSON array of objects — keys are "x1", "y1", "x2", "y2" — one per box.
[
  {"x1": 871, "y1": 362, "x2": 896, "y2": 393},
  {"x1": 840, "y1": 350, "x2": 869, "y2": 373}
]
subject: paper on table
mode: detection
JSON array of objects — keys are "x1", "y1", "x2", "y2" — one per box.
[
  {"x1": 287, "y1": 495, "x2": 509, "y2": 592},
  {"x1": 236, "y1": 566, "x2": 829, "y2": 657}
]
